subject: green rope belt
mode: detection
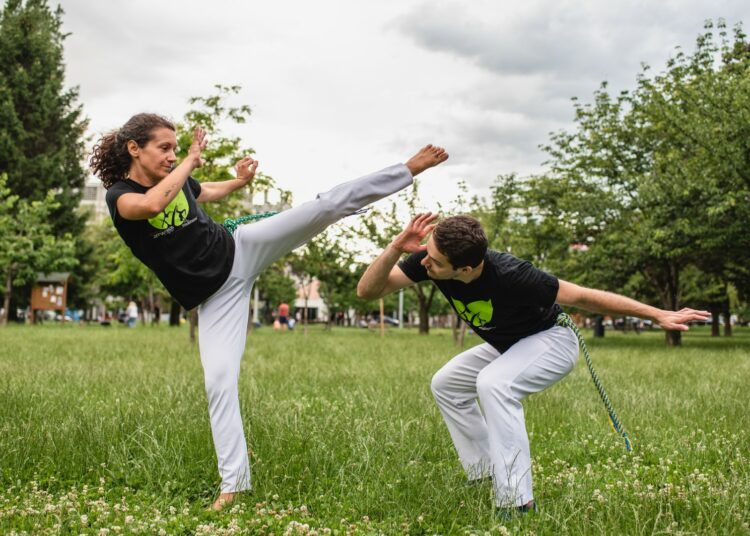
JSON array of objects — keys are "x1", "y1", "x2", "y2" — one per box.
[
  {"x1": 556, "y1": 312, "x2": 632, "y2": 452},
  {"x1": 222, "y1": 211, "x2": 278, "y2": 234}
]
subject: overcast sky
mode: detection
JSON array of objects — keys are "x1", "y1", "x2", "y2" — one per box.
[{"x1": 58, "y1": 0, "x2": 749, "y2": 208}]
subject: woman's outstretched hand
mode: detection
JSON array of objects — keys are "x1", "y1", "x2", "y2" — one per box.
[{"x1": 234, "y1": 156, "x2": 258, "y2": 186}]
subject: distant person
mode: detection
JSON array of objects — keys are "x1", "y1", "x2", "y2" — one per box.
[
  {"x1": 277, "y1": 302, "x2": 290, "y2": 331},
  {"x1": 126, "y1": 300, "x2": 138, "y2": 328},
  {"x1": 357, "y1": 213, "x2": 709, "y2": 516},
  {"x1": 90, "y1": 112, "x2": 448, "y2": 510}
]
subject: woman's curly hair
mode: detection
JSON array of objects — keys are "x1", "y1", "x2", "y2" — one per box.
[{"x1": 89, "y1": 113, "x2": 175, "y2": 189}]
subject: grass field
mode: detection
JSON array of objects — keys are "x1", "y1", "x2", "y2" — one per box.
[{"x1": 0, "y1": 323, "x2": 748, "y2": 535}]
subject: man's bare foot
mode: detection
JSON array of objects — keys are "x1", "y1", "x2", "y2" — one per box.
[
  {"x1": 211, "y1": 492, "x2": 239, "y2": 512},
  {"x1": 405, "y1": 145, "x2": 449, "y2": 177}
]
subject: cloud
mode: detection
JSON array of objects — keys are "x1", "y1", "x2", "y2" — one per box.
[{"x1": 395, "y1": 0, "x2": 748, "y2": 84}]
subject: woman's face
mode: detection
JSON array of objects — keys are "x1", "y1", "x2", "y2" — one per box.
[{"x1": 129, "y1": 127, "x2": 178, "y2": 182}]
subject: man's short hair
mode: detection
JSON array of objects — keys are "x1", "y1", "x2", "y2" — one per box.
[{"x1": 432, "y1": 215, "x2": 488, "y2": 269}]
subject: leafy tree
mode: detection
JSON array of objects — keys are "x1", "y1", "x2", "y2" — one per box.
[
  {"x1": 255, "y1": 256, "x2": 297, "y2": 323},
  {"x1": 86, "y1": 218, "x2": 166, "y2": 323},
  {"x1": 288, "y1": 252, "x2": 316, "y2": 334},
  {"x1": 353, "y1": 182, "x2": 440, "y2": 334},
  {"x1": 175, "y1": 84, "x2": 289, "y2": 223},
  {"x1": 0, "y1": 0, "x2": 88, "y2": 313},
  {"x1": 300, "y1": 230, "x2": 361, "y2": 329},
  {"x1": 0, "y1": 175, "x2": 76, "y2": 324},
  {"x1": 533, "y1": 21, "x2": 750, "y2": 345}
]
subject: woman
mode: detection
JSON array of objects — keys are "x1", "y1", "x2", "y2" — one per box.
[{"x1": 89, "y1": 113, "x2": 448, "y2": 510}]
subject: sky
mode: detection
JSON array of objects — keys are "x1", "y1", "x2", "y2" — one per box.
[{"x1": 58, "y1": 0, "x2": 749, "y2": 209}]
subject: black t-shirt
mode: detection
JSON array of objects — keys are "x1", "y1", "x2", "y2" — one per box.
[
  {"x1": 398, "y1": 250, "x2": 562, "y2": 352},
  {"x1": 105, "y1": 177, "x2": 235, "y2": 310}
]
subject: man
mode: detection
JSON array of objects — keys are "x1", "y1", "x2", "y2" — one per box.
[
  {"x1": 278, "y1": 302, "x2": 290, "y2": 331},
  {"x1": 357, "y1": 213, "x2": 708, "y2": 514}
]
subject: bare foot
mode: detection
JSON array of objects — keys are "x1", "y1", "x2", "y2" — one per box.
[
  {"x1": 210, "y1": 492, "x2": 239, "y2": 512},
  {"x1": 405, "y1": 145, "x2": 449, "y2": 177}
]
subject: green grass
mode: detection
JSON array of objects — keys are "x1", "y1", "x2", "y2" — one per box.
[{"x1": 0, "y1": 323, "x2": 748, "y2": 535}]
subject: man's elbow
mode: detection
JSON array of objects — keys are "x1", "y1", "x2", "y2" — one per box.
[
  {"x1": 356, "y1": 285, "x2": 370, "y2": 300},
  {"x1": 356, "y1": 283, "x2": 377, "y2": 300}
]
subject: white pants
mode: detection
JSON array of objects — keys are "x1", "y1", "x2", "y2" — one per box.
[
  {"x1": 198, "y1": 164, "x2": 413, "y2": 492},
  {"x1": 431, "y1": 325, "x2": 578, "y2": 507}
]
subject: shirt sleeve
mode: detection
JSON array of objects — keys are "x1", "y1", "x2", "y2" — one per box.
[
  {"x1": 397, "y1": 250, "x2": 430, "y2": 283},
  {"x1": 187, "y1": 177, "x2": 202, "y2": 199},
  {"x1": 104, "y1": 182, "x2": 130, "y2": 221},
  {"x1": 505, "y1": 258, "x2": 559, "y2": 307}
]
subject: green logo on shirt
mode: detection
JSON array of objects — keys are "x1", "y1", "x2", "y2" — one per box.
[
  {"x1": 451, "y1": 297, "x2": 493, "y2": 327},
  {"x1": 148, "y1": 191, "x2": 189, "y2": 230}
]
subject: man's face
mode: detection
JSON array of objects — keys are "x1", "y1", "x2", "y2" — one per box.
[
  {"x1": 130, "y1": 127, "x2": 178, "y2": 181},
  {"x1": 421, "y1": 237, "x2": 461, "y2": 280}
]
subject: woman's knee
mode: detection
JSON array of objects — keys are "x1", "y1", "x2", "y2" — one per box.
[{"x1": 204, "y1": 368, "x2": 239, "y2": 400}]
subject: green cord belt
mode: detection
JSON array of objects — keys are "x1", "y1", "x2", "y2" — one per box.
[
  {"x1": 556, "y1": 312, "x2": 633, "y2": 452},
  {"x1": 222, "y1": 211, "x2": 278, "y2": 234}
]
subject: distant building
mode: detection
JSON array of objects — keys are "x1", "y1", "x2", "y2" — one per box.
[
  {"x1": 79, "y1": 175, "x2": 108, "y2": 222},
  {"x1": 295, "y1": 278, "x2": 327, "y2": 322}
]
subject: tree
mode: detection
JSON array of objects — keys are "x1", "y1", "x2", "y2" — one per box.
[
  {"x1": 353, "y1": 182, "x2": 440, "y2": 334},
  {"x1": 0, "y1": 175, "x2": 76, "y2": 324},
  {"x1": 0, "y1": 0, "x2": 88, "y2": 314},
  {"x1": 534, "y1": 21, "x2": 750, "y2": 346},
  {"x1": 86, "y1": 218, "x2": 165, "y2": 323},
  {"x1": 300, "y1": 230, "x2": 361, "y2": 329},
  {"x1": 255, "y1": 256, "x2": 297, "y2": 323}
]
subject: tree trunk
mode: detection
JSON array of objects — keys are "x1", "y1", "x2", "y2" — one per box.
[
  {"x1": 646, "y1": 262, "x2": 682, "y2": 347},
  {"x1": 303, "y1": 297, "x2": 309, "y2": 336},
  {"x1": 414, "y1": 283, "x2": 436, "y2": 335},
  {"x1": 379, "y1": 298, "x2": 385, "y2": 338},
  {"x1": 147, "y1": 286, "x2": 155, "y2": 325},
  {"x1": 457, "y1": 321, "x2": 467, "y2": 347},
  {"x1": 1, "y1": 270, "x2": 11, "y2": 326},
  {"x1": 169, "y1": 300, "x2": 181, "y2": 326},
  {"x1": 593, "y1": 315, "x2": 605, "y2": 338},
  {"x1": 710, "y1": 305, "x2": 721, "y2": 337},
  {"x1": 722, "y1": 298, "x2": 732, "y2": 337},
  {"x1": 152, "y1": 295, "x2": 161, "y2": 326},
  {"x1": 189, "y1": 309, "x2": 198, "y2": 344}
]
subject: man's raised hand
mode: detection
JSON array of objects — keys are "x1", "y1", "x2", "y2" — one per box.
[{"x1": 391, "y1": 212, "x2": 439, "y2": 254}]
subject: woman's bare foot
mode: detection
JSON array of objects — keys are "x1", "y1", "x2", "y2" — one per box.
[
  {"x1": 211, "y1": 492, "x2": 239, "y2": 512},
  {"x1": 405, "y1": 145, "x2": 449, "y2": 177}
]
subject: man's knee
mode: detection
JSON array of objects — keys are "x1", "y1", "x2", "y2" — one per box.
[
  {"x1": 430, "y1": 367, "x2": 452, "y2": 397},
  {"x1": 476, "y1": 369, "x2": 514, "y2": 403}
]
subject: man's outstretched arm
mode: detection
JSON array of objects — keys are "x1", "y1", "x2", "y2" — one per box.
[
  {"x1": 556, "y1": 280, "x2": 710, "y2": 331},
  {"x1": 357, "y1": 212, "x2": 438, "y2": 300}
]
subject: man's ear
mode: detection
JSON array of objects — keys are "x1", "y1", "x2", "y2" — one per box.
[{"x1": 126, "y1": 140, "x2": 140, "y2": 158}]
